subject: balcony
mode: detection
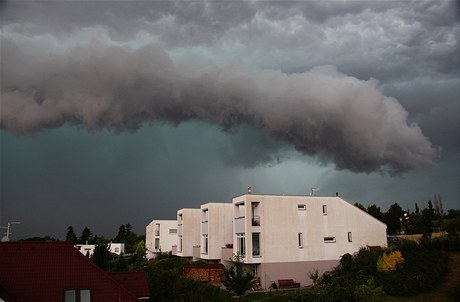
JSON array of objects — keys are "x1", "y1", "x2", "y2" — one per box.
[
  {"x1": 251, "y1": 216, "x2": 260, "y2": 226},
  {"x1": 235, "y1": 217, "x2": 245, "y2": 234}
]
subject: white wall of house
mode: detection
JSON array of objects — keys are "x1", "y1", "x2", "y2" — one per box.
[
  {"x1": 231, "y1": 194, "x2": 387, "y2": 287},
  {"x1": 177, "y1": 208, "x2": 201, "y2": 258},
  {"x1": 145, "y1": 220, "x2": 178, "y2": 254},
  {"x1": 200, "y1": 203, "x2": 233, "y2": 261},
  {"x1": 74, "y1": 243, "x2": 125, "y2": 256}
]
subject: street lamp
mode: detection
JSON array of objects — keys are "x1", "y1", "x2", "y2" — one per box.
[{"x1": 1, "y1": 221, "x2": 21, "y2": 242}]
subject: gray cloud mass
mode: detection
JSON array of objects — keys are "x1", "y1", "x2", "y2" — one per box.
[{"x1": 0, "y1": 0, "x2": 458, "y2": 239}]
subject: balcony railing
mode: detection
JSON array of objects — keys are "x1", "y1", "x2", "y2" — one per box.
[{"x1": 251, "y1": 216, "x2": 260, "y2": 226}]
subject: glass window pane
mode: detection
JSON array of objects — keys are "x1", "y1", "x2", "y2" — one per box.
[
  {"x1": 80, "y1": 289, "x2": 91, "y2": 302},
  {"x1": 64, "y1": 290, "x2": 76, "y2": 302}
]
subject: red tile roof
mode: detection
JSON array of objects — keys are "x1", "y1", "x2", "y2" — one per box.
[
  {"x1": 109, "y1": 272, "x2": 150, "y2": 299},
  {"x1": 0, "y1": 241, "x2": 144, "y2": 302}
]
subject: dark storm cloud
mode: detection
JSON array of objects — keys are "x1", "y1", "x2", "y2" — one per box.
[
  {"x1": 1, "y1": 37, "x2": 437, "y2": 174},
  {"x1": 1, "y1": 0, "x2": 458, "y2": 240}
]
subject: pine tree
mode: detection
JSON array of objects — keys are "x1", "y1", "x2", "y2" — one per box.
[
  {"x1": 65, "y1": 226, "x2": 77, "y2": 245},
  {"x1": 79, "y1": 226, "x2": 93, "y2": 244},
  {"x1": 92, "y1": 243, "x2": 112, "y2": 271}
]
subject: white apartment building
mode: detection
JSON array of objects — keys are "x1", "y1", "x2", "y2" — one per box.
[
  {"x1": 200, "y1": 203, "x2": 233, "y2": 262},
  {"x1": 176, "y1": 208, "x2": 201, "y2": 258},
  {"x1": 74, "y1": 243, "x2": 125, "y2": 256},
  {"x1": 145, "y1": 220, "x2": 178, "y2": 255},
  {"x1": 232, "y1": 194, "x2": 387, "y2": 289}
]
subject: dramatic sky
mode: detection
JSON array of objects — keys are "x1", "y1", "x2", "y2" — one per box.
[{"x1": 1, "y1": 0, "x2": 458, "y2": 240}]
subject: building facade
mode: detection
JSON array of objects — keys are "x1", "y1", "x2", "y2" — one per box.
[
  {"x1": 147, "y1": 193, "x2": 387, "y2": 289},
  {"x1": 200, "y1": 203, "x2": 233, "y2": 262},
  {"x1": 232, "y1": 194, "x2": 387, "y2": 288},
  {"x1": 176, "y1": 208, "x2": 202, "y2": 258},
  {"x1": 145, "y1": 220, "x2": 177, "y2": 256}
]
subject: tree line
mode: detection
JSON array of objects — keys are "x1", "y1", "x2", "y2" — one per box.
[{"x1": 354, "y1": 194, "x2": 460, "y2": 237}]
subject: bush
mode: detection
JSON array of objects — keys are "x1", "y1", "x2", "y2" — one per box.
[{"x1": 377, "y1": 247, "x2": 449, "y2": 296}]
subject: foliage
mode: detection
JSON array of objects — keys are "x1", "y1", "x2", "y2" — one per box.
[
  {"x1": 91, "y1": 243, "x2": 112, "y2": 271},
  {"x1": 131, "y1": 240, "x2": 148, "y2": 271},
  {"x1": 383, "y1": 203, "x2": 404, "y2": 235},
  {"x1": 308, "y1": 268, "x2": 319, "y2": 288},
  {"x1": 367, "y1": 204, "x2": 384, "y2": 221},
  {"x1": 114, "y1": 223, "x2": 143, "y2": 253},
  {"x1": 79, "y1": 226, "x2": 93, "y2": 244},
  {"x1": 376, "y1": 251, "x2": 404, "y2": 272},
  {"x1": 353, "y1": 277, "x2": 386, "y2": 302},
  {"x1": 221, "y1": 253, "x2": 254, "y2": 297},
  {"x1": 145, "y1": 253, "x2": 229, "y2": 302},
  {"x1": 65, "y1": 226, "x2": 77, "y2": 245},
  {"x1": 110, "y1": 253, "x2": 129, "y2": 272},
  {"x1": 377, "y1": 240, "x2": 449, "y2": 296}
]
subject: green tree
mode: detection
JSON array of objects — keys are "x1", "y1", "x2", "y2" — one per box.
[
  {"x1": 354, "y1": 202, "x2": 367, "y2": 212},
  {"x1": 65, "y1": 226, "x2": 77, "y2": 245},
  {"x1": 422, "y1": 200, "x2": 435, "y2": 238},
  {"x1": 131, "y1": 240, "x2": 148, "y2": 271},
  {"x1": 91, "y1": 243, "x2": 112, "y2": 271},
  {"x1": 222, "y1": 253, "x2": 254, "y2": 297},
  {"x1": 367, "y1": 204, "x2": 384, "y2": 221},
  {"x1": 79, "y1": 226, "x2": 93, "y2": 244},
  {"x1": 383, "y1": 203, "x2": 404, "y2": 235},
  {"x1": 110, "y1": 253, "x2": 129, "y2": 272}
]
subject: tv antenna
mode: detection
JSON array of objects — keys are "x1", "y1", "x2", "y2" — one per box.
[
  {"x1": 310, "y1": 188, "x2": 320, "y2": 196},
  {"x1": 1, "y1": 221, "x2": 21, "y2": 242}
]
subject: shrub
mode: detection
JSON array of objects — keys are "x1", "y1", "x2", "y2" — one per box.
[{"x1": 376, "y1": 251, "x2": 404, "y2": 272}]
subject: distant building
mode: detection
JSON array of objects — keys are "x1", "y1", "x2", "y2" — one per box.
[
  {"x1": 145, "y1": 220, "x2": 177, "y2": 257},
  {"x1": 75, "y1": 242, "x2": 125, "y2": 257},
  {"x1": 0, "y1": 241, "x2": 148, "y2": 301}
]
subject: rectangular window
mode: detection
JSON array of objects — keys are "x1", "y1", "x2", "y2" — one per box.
[
  {"x1": 252, "y1": 233, "x2": 260, "y2": 256},
  {"x1": 298, "y1": 204, "x2": 306, "y2": 210},
  {"x1": 64, "y1": 289, "x2": 91, "y2": 302},
  {"x1": 202, "y1": 235, "x2": 208, "y2": 254},
  {"x1": 348, "y1": 232, "x2": 352, "y2": 242},
  {"x1": 64, "y1": 290, "x2": 76, "y2": 302},
  {"x1": 80, "y1": 290, "x2": 91, "y2": 302},
  {"x1": 178, "y1": 236, "x2": 183, "y2": 252},
  {"x1": 237, "y1": 234, "x2": 246, "y2": 256},
  {"x1": 324, "y1": 237, "x2": 336, "y2": 243},
  {"x1": 155, "y1": 238, "x2": 160, "y2": 250},
  {"x1": 169, "y1": 228, "x2": 177, "y2": 234},
  {"x1": 298, "y1": 232, "x2": 303, "y2": 248},
  {"x1": 322, "y1": 205, "x2": 327, "y2": 215},
  {"x1": 155, "y1": 223, "x2": 160, "y2": 236}
]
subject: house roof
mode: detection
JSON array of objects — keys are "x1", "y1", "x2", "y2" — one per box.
[
  {"x1": 0, "y1": 241, "x2": 143, "y2": 302},
  {"x1": 109, "y1": 272, "x2": 150, "y2": 299}
]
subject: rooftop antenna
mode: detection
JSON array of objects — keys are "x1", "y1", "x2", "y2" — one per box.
[
  {"x1": 1, "y1": 221, "x2": 21, "y2": 242},
  {"x1": 310, "y1": 188, "x2": 320, "y2": 196},
  {"x1": 247, "y1": 186, "x2": 252, "y2": 194}
]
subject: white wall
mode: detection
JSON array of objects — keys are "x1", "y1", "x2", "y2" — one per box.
[
  {"x1": 177, "y1": 208, "x2": 201, "y2": 258},
  {"x1": 145, "y1": 220, "x2": 178, "y2": 254},
  {"x1": 232, "y1": 194, "x2": 387, "y2": 264},
  {"x1": 200, "y1": 203, "x2": 233, "y2": 260}
]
